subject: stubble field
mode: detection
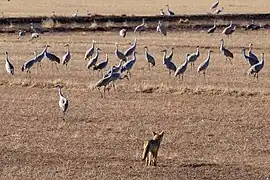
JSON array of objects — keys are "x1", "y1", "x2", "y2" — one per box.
[{"x1": 0, "y1": 0, "x2": 270, "y2": 179}]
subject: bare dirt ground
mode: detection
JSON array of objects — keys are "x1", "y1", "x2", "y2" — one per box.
[{"x1": 0, "y1": 27, "x2": 269, "y2": 179}]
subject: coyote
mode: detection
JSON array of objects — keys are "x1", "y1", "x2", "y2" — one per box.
[{"x1": 142, "y1": 131, "x2": 164, "y2": 166}]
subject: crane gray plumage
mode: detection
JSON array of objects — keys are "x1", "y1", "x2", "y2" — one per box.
[
  {"x1": 160, "y1": 9, "x2": 165, "y2": 15},
  {"x1": 121, "y1": 52, "x2": 137, "y2": 77},
  {"x1": 57, "y1": 85, "x2": 68, "y2": 116},
  {"x1": 134, "y1": 18, "x2": 145, "y2": 33},
  {"x1": 62, "y1": 44, "x2": 71, "y2": 66},
  {"x1": 248, "y1": 43, "x2": 259, "y2": 62},
  {"x1": 166, "y1": 47, "x2": 174, "y2": 61},
  {"x1": 220, "y1": 39, "x2": 233, "y2": 64},
  {"x1": 208, "y1": 21, "x2": 217, "y2": 34},
  {"x1": 103, "y1": 60, "x2": 124, "y2": 78},
  {"x1": 93, "y1": 69, "x2": 114, "y2": 98},
  {"x1": 241, "y1": 48, "x2": 259, "y2": 66},
  {"x1": 119, "y1": 29, "x2": 127, "y2": 37},
  {"x1": 109, "y1": 71, "x2": 129, "y2": 90},
  {"x1": 174, "y1": 53, "x2": 189, "y2": 80},
  {"x1": 87, "y1": 47, "x2": 101, "y2": 69},
  {"x1": 84, "y1": 40, "x2": 96, "y2": 60},
  {"x1": 222, "y1": 21, "x2": 235, "y2": 37},
  {"x1": 157, "y1": 21, "x2": 167, "y2": 36},
  {"x1": 21, "y1": 51, "x2": 37, "y2": 73},
  {"x1": 247, "y1": 53, "x2": 265, "y2": 80},
  {"x1": 210, "y1": 0, "x2": 219, "y2": 10},
  {"x1": 166, "y1": 4, "x2": 175, "y2": 16},
  {"x1": 162, "y1": 50, "x2": 176, "y2": 75},
  {"x1": 17, "y1": 30, "x2": 26, "y2": 39},
  {"x1": 144, "y1": 46, "x2": 155, "y2": 70},
  {"x1": 4, "y1": 52, "x2": 14, "y2": 75},
  {"x1": 124, "y1": 38, "x2": 137, "y2": 57},
  {"x1": 115, "y1": 42, "x2": 127, "y2": 62},
  {"x1": 93, "y1": 53, "x2": 109, "y2": 72},
  {"x1": 29, "y1": 32, "x2": 40, "y2": 41},
  {"x1": 245, "y1": 20, "x2": 260, "y2": 31},
  {"x1": 44, "y1": 45, "x2": 60, "y2": 64},
  {"x1": 187, "y1": 46, "x2": 200, "y2": 69},
  {"x1": 197, "y1": 50, "x2": 213, "y2": 80}
]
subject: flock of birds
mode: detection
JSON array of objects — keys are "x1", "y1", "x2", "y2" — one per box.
[{"x1": 2, "y1": 1, "x2": 266, "y2": 117}]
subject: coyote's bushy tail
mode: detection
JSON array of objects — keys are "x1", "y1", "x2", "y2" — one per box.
[{"x1": 142, "y1": 141, "x2": 150, "y2": 161}]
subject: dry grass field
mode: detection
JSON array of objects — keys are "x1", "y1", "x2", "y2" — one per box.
[
  {"x1": 0, "y1": 0, "x2": 270, "y2": 179},
  {"x1": 0, "y1": 28, "x2": 269, "y2": 179},
  {"x1": 1, "y1": 0, "x2": 270, "y2": 17}
]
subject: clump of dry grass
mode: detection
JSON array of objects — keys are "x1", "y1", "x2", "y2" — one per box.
[
  {"x1": 41, "y1": 18, "x2": 55, "y2": 28},
  {"x1": 105, "y1": 20, "x2": 116, "y2": 28},
  {"x1": 89, "y1": 20, "x2": 98, "y2": 29}
]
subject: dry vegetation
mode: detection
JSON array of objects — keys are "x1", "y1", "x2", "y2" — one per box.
[{"x1": 0, "y1": 0, "x2": 270, "y2": 179}]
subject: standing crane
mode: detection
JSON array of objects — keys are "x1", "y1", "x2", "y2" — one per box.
[
  {"x1": 87, "y1": 47, "x2": 101, "y2": 69},
  {"x1": 222, "y1": 21, "x2": 235, "y2": 38},
  {"x1": 62, "y1": 44, "x2": 71, "y2": 67},
  {"x1": 121, "y1": 52, "x2": 137, "y2": 78},
  {"x1": 241, "y1": 48, "x2": 259, "y2": 66},
  {"x1": 84, "y1": 40, "x2": 96, "y2": 60},
  {"x1": 157, "y1": 21, "x2": 167, "y2": 36},
  {"x1": 93, "y1": 53, "x2": 109, "y2": 73},
  {"x1": 21, "y1": 51, "x2": 38, "y2": 73},
  {"x1": 144, "y1": 46, "x2": 155, "y2": 70},
  {"x1": 134, "y1": 18, "x2": 145, "y2": 33},
  {"x1": 197, "y1": 50, "x2": 214, "y2": 81},
  {"x1": 174, "y1": 53, "x2": 189, "y2": 80},
  {"x1": 162, "y1": 49, "x2": 176, "y2": 75},
  {"x1": 207, "y1": 21, "x2": 217, "y2": 34},
  {"x1": 220, "y1": 39, "x2": 233, "y2": 64},
  {"x1": 115, "y1": 42, "x2": 127, "y2": 62},
  {"x1": 56, "y1": 85, "x2": 68, "y2": 117},
  {"x1": 165, "y1": 4, "x2": 175, "y2": 16},
  {"x1": 248, "y1": 43, "x2": 259, "y2": 62},
  {"x1": 93, "y1": 69, "x2": 114, "y2": 98},
  {"x1": 44, "y1": 45, "x2": 61, "y2": 69},
  {"x1": 124, "y1": 38, "x2": 137, "y2": 58},
  {"x1": 247, "y1": 53, "x2": 264, "y2": 80},
  {"x1": 187, "y1": 46, "x2": 200, "y2": 69},
  {"x1": 4, "y1": 52, "x2": 14, "y2": 75}
]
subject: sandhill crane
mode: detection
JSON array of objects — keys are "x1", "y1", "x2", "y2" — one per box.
[
  {"x1": 30, "y1": 23, "x2": 43, "y2": 34},
  {"x1": 207, "y1": 21, "x2": 217, "y2": 34},
  {"x1": 222, "y1": 21, "x2": 234, "y2": 37},
  {"x1": 44, "y1": 45, "x2": 60, "y2": 69},
  {"x1": 220, "y1": 39, "x2": 233, "y2": 64},
  {"x1": 157, "y1": 21, "x2": 167, "y2": 36},
  {"x1": 17, "y1": 30, "x2": 25, "y2": 39},
  {"x1": 35, "y1": 47, "x2": 46, "y2": 71},
  {"x1": 166, "y1": 47, "x2": 174, "y2": 61},
  {"x1": 197, "y1": 50, "x2": 214, "y2": 80},
  {"x1": 187, "y1": 46, "x2": 200, "y2": 69},
  {"x1": 93, "y1": 69, "x2": 114, "y2": 98},
  {"x1": 4, "y1": 52, "x2": 14, "y2": 75},
  {"x1": 247, "y1": 53, "x2": 264, "y2": 80},
  {"x1": 175, "y1": 53, "x2": 189, "y2": 80},
  {"x1": 134, "y1": 18, "x2": 145, "y2": 33},
  {"x1": 72, "y1": 10, "x2": 78, "y2": 17},
  {"x1": 93, "y1": 53, "x2": 109, "y2": 72},
  {"x1": 29, "y1": 32, "x2": 40, "y2": 41},
  {"x1": 103, "y1": 60, "x2": 124, "y2": 78},
  {"x1": 248, "y1": 43, "x2": 259, "y2": 62},
  {"x1": 121, "y1": 52, "x2": 137, "y2": 77},
  {"x1": 84, "y1": 40, "x2": 96, "y2": 60},
  {"x1": 87, "y1": 47, "x2": 101, "y2": 69},
  {"x1": 115, "y1": 42, "x2": 127, "y2": 62},
  {"x1": 213, "y1": 7, "x2": 224, "y2": 14},
  {"x1": 162, "y1": 49, "x2": 176, "y2": 75},
  {"x1": 62, "y1": 44, "x2": 71, "y2": 66},
  {"x1": 144, "y1": 46, "x2": 155, "y2": 70},
  {"x1": 124, "y1": 38, "x2": 137, "y2": 57},
  {"x1": 56, "y1": 85, "x2": 68, "y2": 116},
  {"x1": 21, "y1": 51, "x2": 37, "y2": 73},
  {"x1": 166, "y1": 4, "x2": 175, "y2": 16},
  {"x1": 210, "y1": 0, "x2": 219, "y2": 10},
  {"x1": 241, "y1": 48, "x2": 259, "y2": 66},
  {"x1": 119, "y1": 29, "x2": 127, "y2": 37},
  {"x1": 245, "y1": 20, "x2": 260, "y2": 31},
  {"x1": 160, "y1": 9, "x2": 165, "y2": 15}
]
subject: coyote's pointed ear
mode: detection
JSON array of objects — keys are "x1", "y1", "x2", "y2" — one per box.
[
  {"x1": 160, "y1": 131, "x2": 164, "y2": 136},
  {"x1": 153, "y1": 131, "x2": 157, "y2": 136}
]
